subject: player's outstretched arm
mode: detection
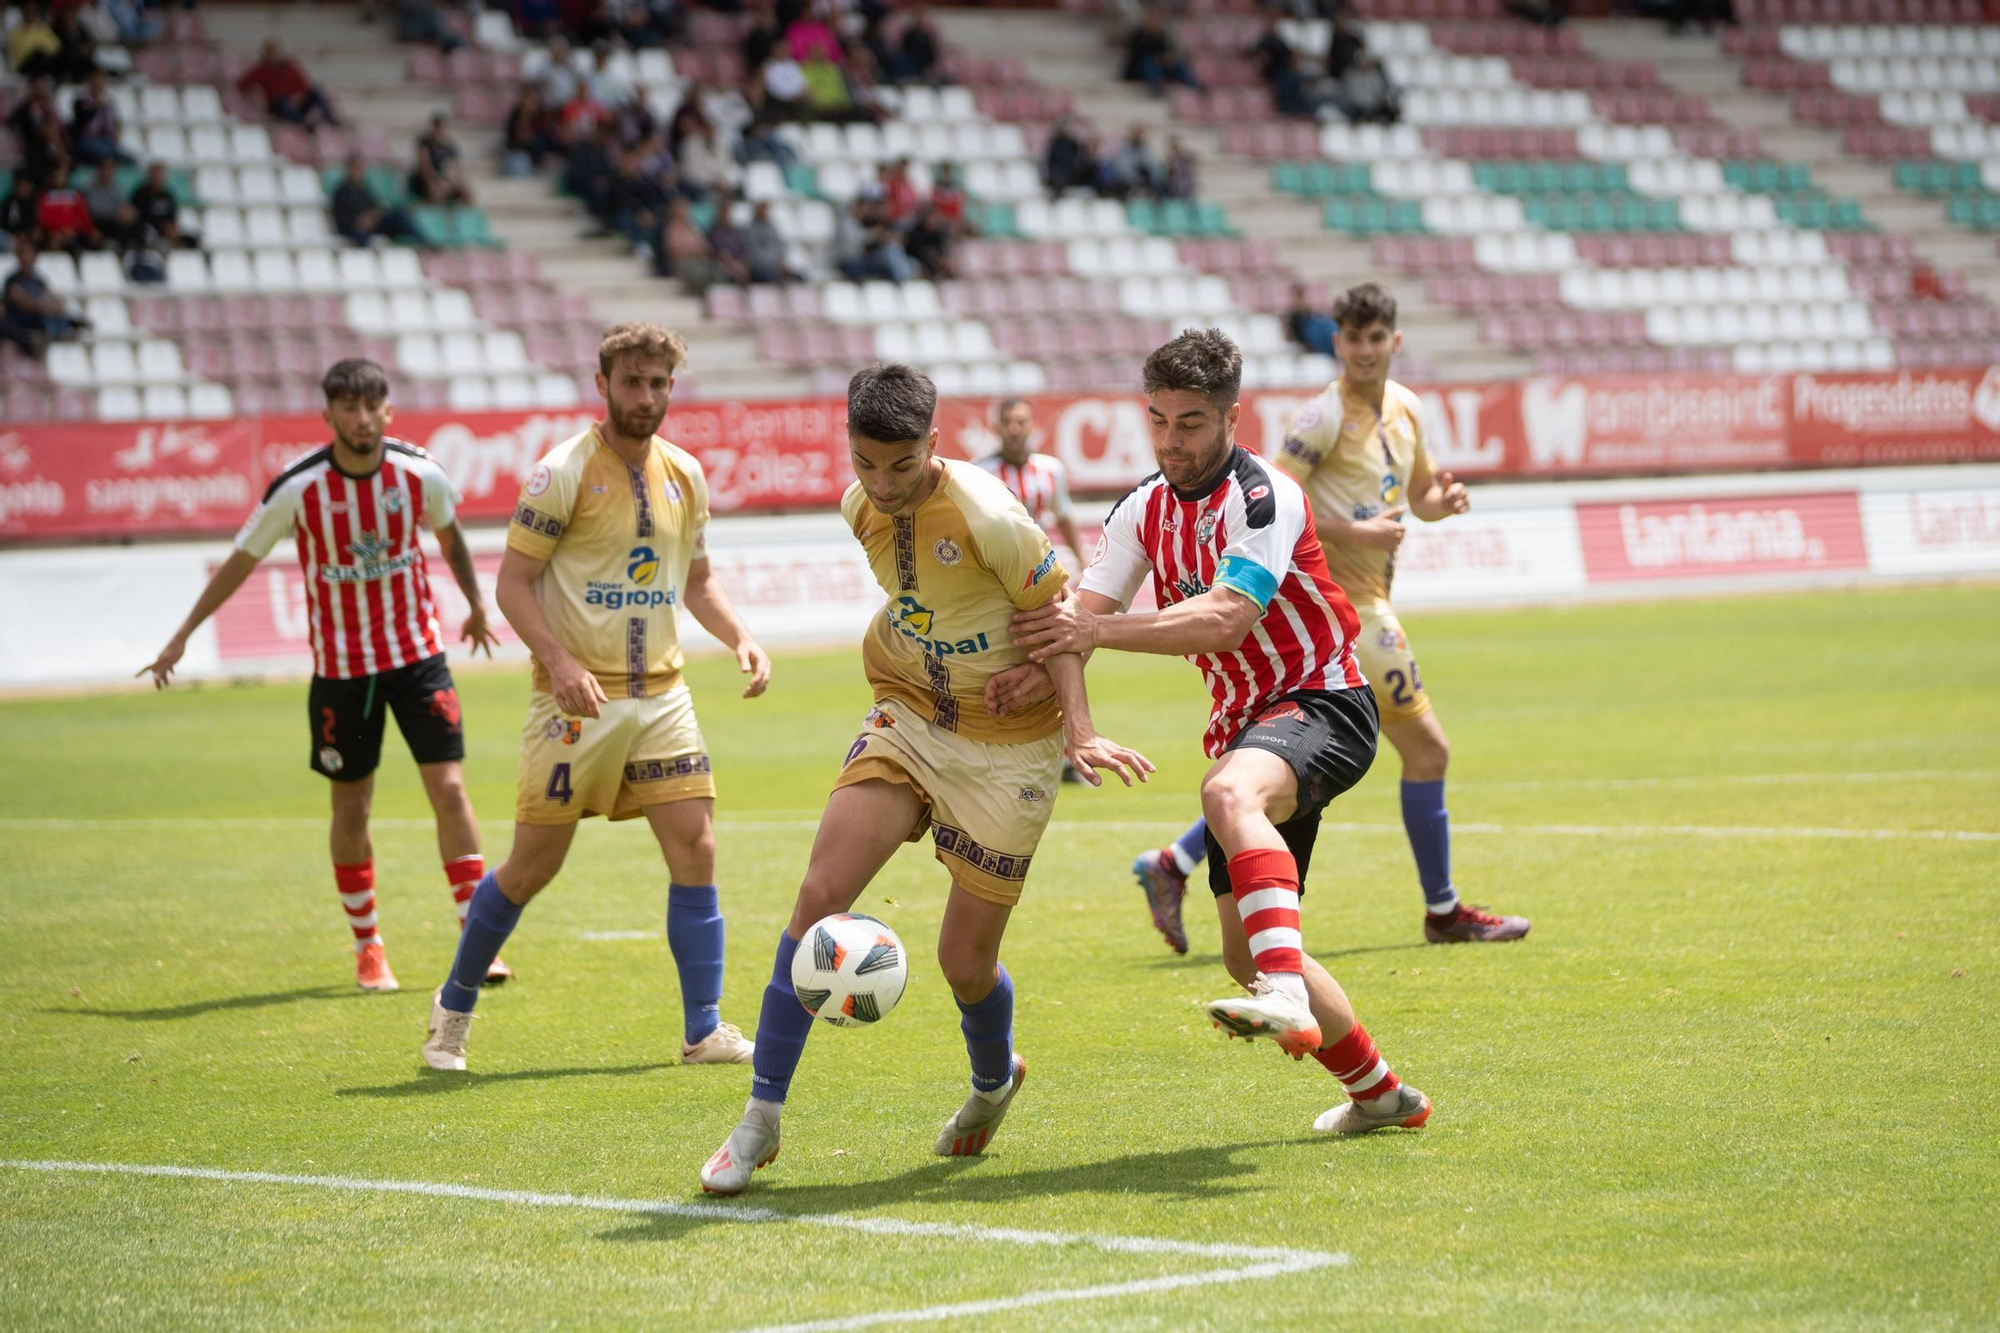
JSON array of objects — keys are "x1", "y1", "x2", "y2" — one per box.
[
  {"x1": 1043, "y1": 650, "x2": 1153, "y2": 788},
  {"x1": 136, "y1": 549, "x2": 261, "y2": 688},
  {"x1": 682, "y1": 557, "x2": 770, "y2": 698},
  {"x1": 1408, "y1": 470, "x2": 1469, "y2": 522},
  {"x1": 433, "y1": 521, "x2": 499, "y2": 657},
  {"x1": 1012, "y1": 587, "x2": 1259, "y2": 663},
  {"x1": 495, "y1": 545, "x2": 606, "y2": 718}
]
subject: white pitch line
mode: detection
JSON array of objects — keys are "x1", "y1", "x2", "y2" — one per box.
[
  {"x1": 0, "y1": 817, "x2": 1993, "y2": 843},
  {"x1": 1453, "y1": 769, "x2": 2000, "y2": 792},
  {"x1": 578, "y1": 930, "x2": 654, "y2": 942},
  {"x1": 0, "y1": 1159, "x2": 1344, "y2": 1333}
]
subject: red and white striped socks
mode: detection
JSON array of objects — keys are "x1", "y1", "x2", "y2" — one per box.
[
  {"x1": 1227, "y1": 847, "x2": 1307, "y2": 1003},
  {"x1": 445, "y1": 854, "x2": 485, "y2": 930},
  {"x1": 334, "y1": 861, "x2": 379, "y2": 952},
  {"x1": 1316, "y1": 1022, "x2": 1402, "y2": 1104}
]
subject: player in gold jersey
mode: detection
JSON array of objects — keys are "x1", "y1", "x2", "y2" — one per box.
[
  {"x1": 423, "y1": 324, "x2": 773, "y2": 1072},
  {"x1": 1129, "y1": 283, "x2": 1529, "y2": 948},
  {"x1": 701, "y1": 363, "x2": 1152, "y2": 1195}
]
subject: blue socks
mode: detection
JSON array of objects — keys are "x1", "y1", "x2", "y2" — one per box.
[
  {"x1": 1172, "y1": 819, "x2": 1209, "y2": 875},
  {"x1": 666, "y1": 883, "x2": 724, "y2": 1045},
  {"x1": 750, "y1": 931, "x2": 814, "y2": 1104},
  {"x1": 442, "y1": 873, "x2": 522, "y2": 1013},
  {"x1": 1400, "y1": 779, "x2": 1457, "y2": 911},
  {"x1": 956, "y1": 964, "x2": 1015, "y2": 1092}
]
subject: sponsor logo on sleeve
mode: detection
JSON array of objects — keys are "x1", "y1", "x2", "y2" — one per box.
[
  {"x1": 1021, "y1": 548, "x2": 1057, "y2": 590},
  {"x1": 525, "y1": 464, "x2": 552, "y2": 497}
]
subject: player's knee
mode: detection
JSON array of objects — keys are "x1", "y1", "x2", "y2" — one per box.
[
  {"x1": 1199, "y1": 776, "x2": 1260, "y2": 833},
  {"x1": 934, "y1": 939, "x2": 992, "y2": 998}
]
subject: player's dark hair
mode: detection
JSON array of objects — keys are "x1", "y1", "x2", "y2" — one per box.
[
  {"x1": 599, "y1": 322, "x2": 689, "y2": 376},
  {"x1": 994, "y1": 397, "x2": 1029, "y2": 419},
  {"x1": 1331, "y1": 281, "x2": 1398, "y2": 331},
  {"x1": 1141, "y1": 328, "x2": 1242, "y2": 409},
  {"x1": 321, "y1": 358, "x2": 390, "y2": 405},
  {"x1": 847, "y1": 362, "x2": 937, "y2": 442}
]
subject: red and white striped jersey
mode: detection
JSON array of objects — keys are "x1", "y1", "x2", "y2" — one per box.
[
  {"x1": 975, "y1": 451, "x2": 1073, "y2": 526},
  {"x1": 236, "y1": 440, "x2": 461, "y2": 679},
  {"x1": 1079, "y1": 446, "x2": 1364, "y2": 756}
]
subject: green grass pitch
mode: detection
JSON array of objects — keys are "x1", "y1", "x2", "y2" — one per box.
[{"x1": 1, "y1": 585, "x2": 1996, "y2": 1330}]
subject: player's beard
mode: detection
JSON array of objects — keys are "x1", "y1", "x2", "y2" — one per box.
[
  {"x1": 609, "y1": 402, "x2": 665, "y2": 441},
  {"x1": 335, "y1": 428, "x2": 382, "y2": 457},
  {"x1": 1157, "y1": 424, "x2": 1231, "y2": 492}
]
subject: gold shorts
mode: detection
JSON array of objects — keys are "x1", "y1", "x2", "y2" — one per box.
[
  {"x1": 514, "y1": 684, "x2": 714, "y2": 825},
  {"x1": 1354, "y1": 605, "x2": 1432, "y2": 726},
  {"x1": 832, "y1": 697, "x2": 1062, "y2": 907}
]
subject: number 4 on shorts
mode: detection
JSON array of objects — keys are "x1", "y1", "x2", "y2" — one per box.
[{"x1": 547, "y1": 763, "x2": 573, "y2": 806}]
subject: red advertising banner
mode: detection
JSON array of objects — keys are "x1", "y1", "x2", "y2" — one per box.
[
  {"x1": 6, "y1": 366, "x2": 1999, "y2": 541},
  {"x1": 1576, "y1": 491, "x2": 1870, "y2": 582}
]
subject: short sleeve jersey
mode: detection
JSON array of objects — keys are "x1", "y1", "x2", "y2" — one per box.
[
  {"x1": 975, "y1": 451, "x2": 1074, "y2": 526},
  {"x1": 843, "y1": 459, "x2": 1068, "y2": 745},
  {"x1": 1272, "y1": 377, "x2": 1433, "y2": 610},
  {"x1": 506, "y1": 424, "x2": 710, "y2": 699}
]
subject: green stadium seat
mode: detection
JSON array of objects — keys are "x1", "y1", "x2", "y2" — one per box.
[{"x1": 782, "y1": 162, "x2": 819, "y2": 197}]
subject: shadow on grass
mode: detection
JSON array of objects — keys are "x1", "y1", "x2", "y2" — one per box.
[
  {"x1": 336, "y1": 1062, "x2": 678, "y2": 1098},
  {"x1": 596, "y1": 1137, "x2": 1324, "y2": 1244},
  {"x1": 39, "y1": 984, "x2": 367, "y2": 1021},
  {"x1": 1147, "y1": 941, "x2": 1430, "y2": 971}
]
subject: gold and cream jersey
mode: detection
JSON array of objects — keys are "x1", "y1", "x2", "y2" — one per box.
[
  {"x1": 1273, "y1": 377, "x2": 1433, "y2": 611},
  {"x1": 506, "y1": 424, "x2": 709, "y2": 699},
  {"x1": 843, "y1": 459, "x2": 1068, "y2": 745}
]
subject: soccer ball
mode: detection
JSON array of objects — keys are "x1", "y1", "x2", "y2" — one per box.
[{"x1": 792, "y1": 913, "x2": 909, "y2": 1027}]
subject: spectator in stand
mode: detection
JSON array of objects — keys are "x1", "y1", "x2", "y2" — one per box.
[
  {"x1": 587, "y1": 42, "x2": 635, "y2": 109},
  {"x1": 745, "y1": 200, "x2": 792, "y2": 284},
  {"x1": 8, "y1": 76, "x2": 69, "y2": 186},
  {"x1": 929, "y1": 160, "x2": 969, "y2": 233},
  {"x1": 760, "y1": 55, "x2": 810, "y2": 121},
  {"x1": 392, "y1": 0, "x2": 467, "y2": 53},
  {"x1": 1244, "y1": 14, "x2": 1292, "y2": 82},
  {"x1": 784, "y1": 6, "x2": 842, "y2": 63},
  {"x1": 409, "y1": 113, "x2": 476, "y2": 207},
  {"x1": 82, "y1": 158, "x2": 141, "y2": 252},
  {"x1": 129, "y1": 161, "x2": 196, "y2": 249},
  {"x1": 562, "y1": 123, "x2": 617, "y2": 216},
  {"x1": 859, "y1": 11, "x2": 899, "y2": 84},
  {"x1": 331, "y1": 155, "x2": 421, "y2": 246},
  {"x1": 707, "y1": 191, "x2": 757, "y2": 285},
  {"x1": 1285, "y1": 283, "x2": 1335, "y2": 355},
  {"x1": 1122, "y1": 9, "x2": 1201, "y2": 96},
  {"x1": 537, "y1": 33, "x2": 583, "y2": 105},
  {"x1": 1100, "y1": 125, "x2": 1164, "y2": 200},
  {"x1": 743, "y1": 1, "x2": 781, "y2": 72},
  {"x1": 1333, "y1": 52, "x2": 1400, "y2": 124},
  {"x1": 677, "y1": 118, "x2": 735, "y2": 200},
  {"x1": 734, "y1": 115, "x2": 796, "y2": 168},
  {"x1": 601, "y1": 146, "x2": 669, "y2": 250},
  {"x1": 10, "y1": 1, "x2": 96, "y2": 82},
  {"x1": 1262, "y1": 47, "x2": 1319, "y2": 118},
  {"x1": 1044, "y1": 114, "x2": 1095, "y2": 198},
  {"x1": 1326, "y1": 10, "x2": 1366, "y2": 78},
  {"x1": 503, "y1": 85, "x2": 557, "y2": 175},
  {"x1": 658, "y1": 196, "x2": 725, "y2": 290},
  {"x1": 68, "y1": 70, "x2": 132, "y2": 168},
  {"x1": 34, "y1": 169, "x2": 92, "y2": 254},
  {"x1": 1, "y1": 175, "x2": 42, "y2": 246},
  {"x1": 833, "y1": 194, "x2": 912, "y2": 282},
  {"x1": 902, "y1": 201, "x2": 955, "y2": 280},
  {"x1": 897, "y1": 6, "x2": 941, "y2": 86},
  {"x1": 99, "y1": 0, "x2": 165, "y2": 49},
  {"x1": 878, "y1": 158, "x2": 920, "y2": 224},
  {"x1": 238, "y1": 40, "x2": 343, "y2": 131},
  {"x1": 0, "y1": 236, "x2": 80, "y2": 354},
  {"x1": 1503, "y1": 0, "x2": 1568, "y2": 27},
  {"x1": 1163, "y1": 137, "x2": 1197, "y2": 200}
]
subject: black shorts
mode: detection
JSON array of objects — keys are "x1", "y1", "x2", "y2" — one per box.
[
  {"x1": 307, "y1": 653, "x2": 465, "y2": 782},
  {"x1": 1205, "y1": 685, "x2": 1379, "y2": 899}
]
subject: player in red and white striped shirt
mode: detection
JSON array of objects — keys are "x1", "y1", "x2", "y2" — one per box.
[
  {"x1": 976, "y1": 399, "x2": 1086, "y2": 569},
  {"x1": 1008, "y1": 329, "x2": 1431, "y2": 1135},
  {"x1": 139, "y1": 360, "x2": 507, "y2": 993}
]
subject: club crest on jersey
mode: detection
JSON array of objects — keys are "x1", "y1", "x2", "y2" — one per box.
[
  {"x1": 1194, "y1": 512, "x2": 1218, "y2": 546},
  {"x1": 865, "y1": 706, "x2": 896, "y2": 729},
  {"x1": 627, "y1": 545, "x2": 660, "y2": 585},
  {"x1": 1378, "y1": 626, "x2": 1406, "y2": 652},
  {"x1": 543, "y1": 717, "x2": 583, "y2": 745},
  {"x1": 318, "y1": 746, "x2": 343, "y2": 773},
  {"x1": 526, "y1": 464, "x2": 551, "y2": 497},
  {"x1": 1017, "y1": 787, "x2": 1047, "y2": 803},
  {"x1": 381, "y1": 487, "x2": 405, "y2": 515},
  {"x1": 1293, "y1": 401, "x2": 1324, "y2": 434},
  {"x1": 933, "y1": 538, "x2": 963, "y2": 567}
]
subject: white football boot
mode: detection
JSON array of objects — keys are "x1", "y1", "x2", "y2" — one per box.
[
  {"x1": 701, "y1": 1099, "x2": 782, "y2": 1195},
  {"x1": 422, "y1": 988, "x2": 473, "y2": 1071},
  {"x1": 1313, "y1": 1085, "x2": 1433, "y2": 1134},
  {"x1": 1203, "y1": 973, "x2": 1323, "y2": 1059},
  {"x1": 934, "y1": 1053, "x2": 1029, "y2": 1157},
  {"x1": 682, "y1": 1021, "x2": 755, "y2": 1065}
]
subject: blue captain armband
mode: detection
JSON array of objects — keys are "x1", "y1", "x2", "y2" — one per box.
[{"x1": 1213, "y1": 555, "x2": 1278, "y2": 611}]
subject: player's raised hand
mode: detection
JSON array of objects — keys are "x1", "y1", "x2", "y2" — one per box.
[
  {"x1": 1437, "y1": 471, "x2": 1470, "y2": 515},
  {"x1": 461, "y1": 605, "x2": 501, "y2": 658},
  {"x1": 984, "y1": 662, "x2": 1054, "y2": 716},
  {"x1": 1350, "y1": 505, "x2": 1408, "y2": 552},
  {"x1": 551, "y1": 656, "x2": 607, "y2": 719},
  {"x1": 1011, "y1": 595, "x2": 1096, "y2": 663},
  {"x1": 737, "y1": 639, "x2": 771, "y2": 698},
  {"x1": 136, "y1": 634, "x2": 188, "y2": 689},
  {"x1": 1064, "y1": 733, "x2": 1156, "y2": 788}
]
